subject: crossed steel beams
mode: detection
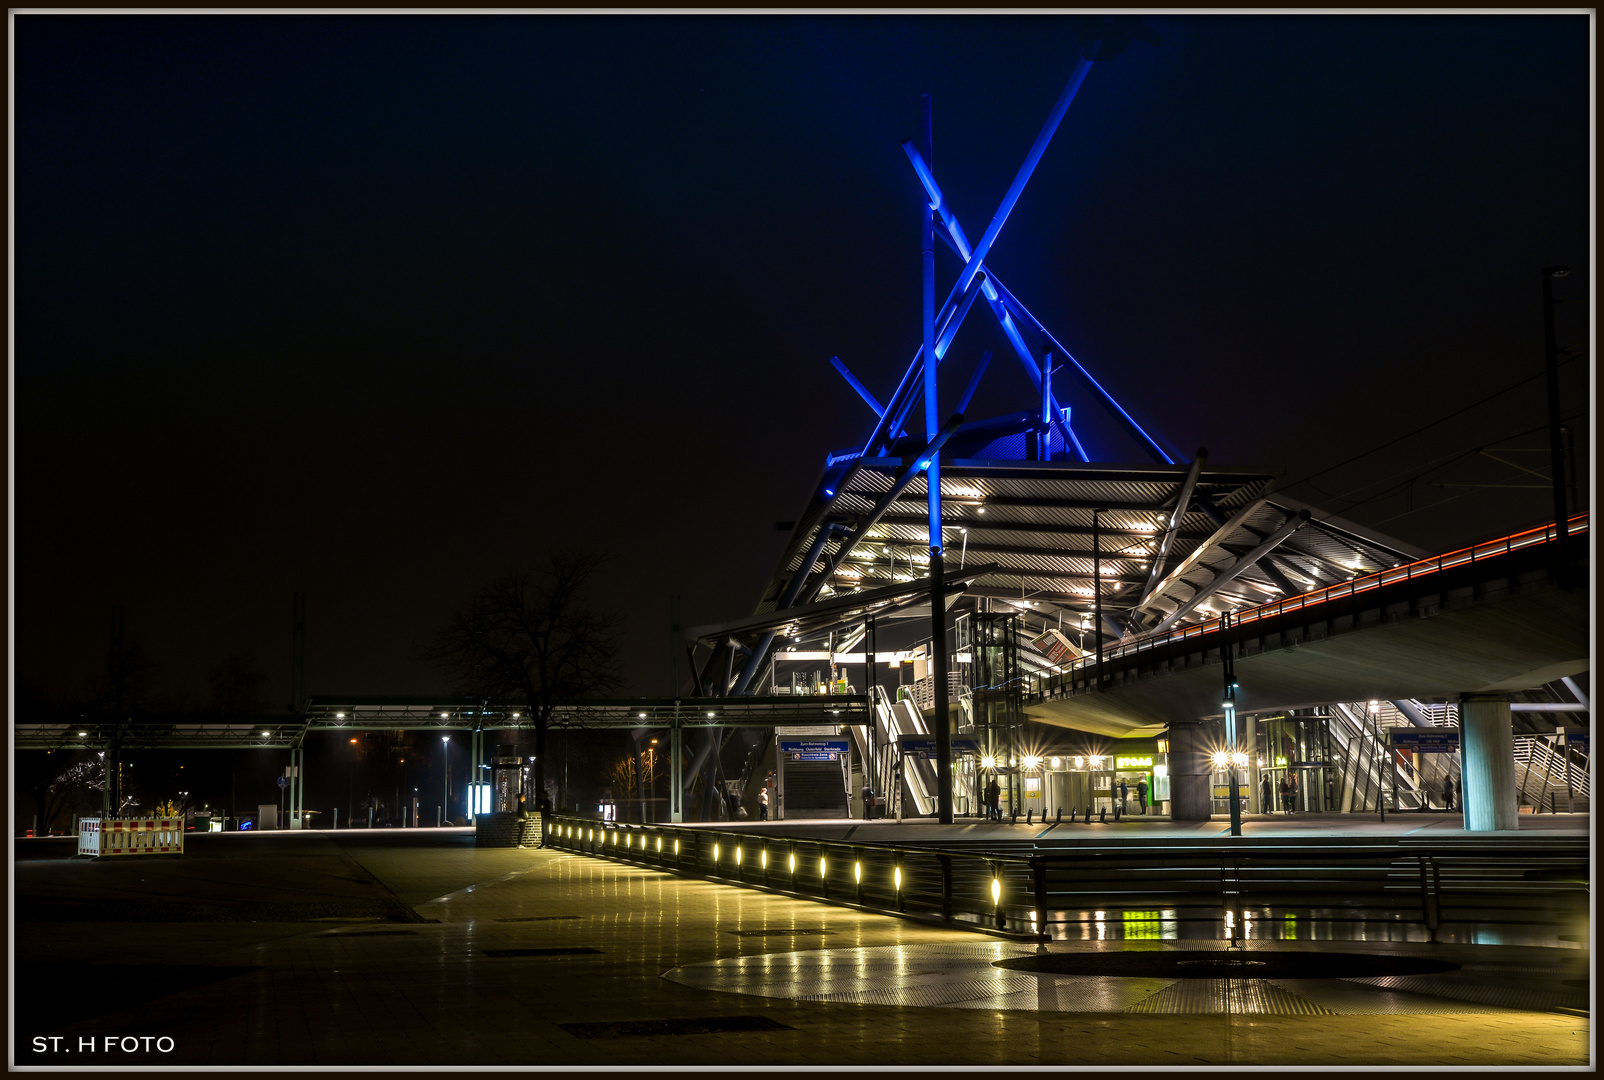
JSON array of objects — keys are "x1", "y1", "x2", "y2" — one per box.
[
  {"x1": 15, "y1": 698, "x2": 869, "y2": 751},
  {"x1": 833, "y1": 56, "x2": 1172, "y2": 481}
]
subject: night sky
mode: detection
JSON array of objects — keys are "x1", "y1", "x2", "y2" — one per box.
[{"x1": 16, "y1": 14, "x2": 1592, "y2": 713}]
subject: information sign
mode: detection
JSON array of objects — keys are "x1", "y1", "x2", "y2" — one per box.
[
  {"x1": 896, "y1": 735, "x2": 980, "y2": 759},
  {"x1": 1390, "y1": 729, "x2": 1460, "y2": 752},
  {"x1": 780, "y1": 738, "x2": 849, "y2": 762}
]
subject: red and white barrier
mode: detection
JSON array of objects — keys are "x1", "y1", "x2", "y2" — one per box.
[{"x1": 78, "y1": 817, "x2": 184, "y2": 857}]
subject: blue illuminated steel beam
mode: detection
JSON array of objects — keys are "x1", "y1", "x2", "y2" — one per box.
[
  {"x1": 869, "y1": 63, "x2": 1090, "y2": 464},
  {"x1": 818, "y1": 407, "x2": 973, "y2": 586},
  {"x1": 920, "y1": 95, "x2": 955, "y2": 826},
  {"x1": 908, "y1": 141, "x2": 1089, "y2": 462},
  {"x1": 986, "y1": 273, "x2": 1175, "y2": 464},
  {"x1": 950, "y1": 58, "x2": 1092, "y2": 306},
  {"x1": 830, "y1": 356, "x2": 889, "y2": 420}
]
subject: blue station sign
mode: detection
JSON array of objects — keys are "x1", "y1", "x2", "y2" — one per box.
[
  {"x1": 897, "y1": 735, "x2": 980, "y2": 759},
  {"x1": 1390, "y1": 729, "x2": 1460, "y2": 752},
  {"x1": 780, "y1": 739, "x2": 849, "y2": 762}
]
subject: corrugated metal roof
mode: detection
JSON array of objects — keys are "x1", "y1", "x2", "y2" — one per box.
[{"x1": 758, "y1": 454, "x2": 1420, "y2": 636}]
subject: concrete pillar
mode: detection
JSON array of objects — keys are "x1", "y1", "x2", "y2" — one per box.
[
  {"x1": 1460, "y1": 692, "x2": 1517, "y2": 831},
  {"x1": 1166, "y1": 721, "x2": 1214, "y2": 821}
]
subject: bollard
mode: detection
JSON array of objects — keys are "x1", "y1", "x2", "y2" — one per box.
[
  {"x1": 1026, "y1": 808, "x2": 1034, "y2": 825},
  {"x1": 1055, "y1": 807, "x2": 1062, "y2": 824},
  {"x1": 1098, "y1": 807, "x2": 1106, "y2": 823},
  {"x1": 1011, "y1": 809, "x2": 1019, "y2": 825},
  {"x1": 1068, "y1": 807, "x2": 1076, "y2": 823},
  {"x1": 1085, "y1": 805, "x2": 1092, "y2": 822}
]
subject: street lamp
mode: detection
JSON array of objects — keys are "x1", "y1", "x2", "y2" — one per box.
[
  {"x1": 442, "y1": 736, "x2": 451, "y2": 824},
  {"x1": 348, "y1": 737, "x2": 358, "y2": 830}
]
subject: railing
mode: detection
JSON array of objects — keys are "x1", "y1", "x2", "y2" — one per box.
[
  {"x1": 906, "y1": 669, "x2": 967, "y2": 711},
  {"x1": 543, "y1": 818, "x2": 1587, "y2": 942},
  {"x1": 1030, "y1": 513, "x2": 1589, "y2": 700},
  {"x1": 1514, "y1": 736, "x2": 1591, "y2": 803},
  {"x1": 546, "y1": 815, "x2": 1045, "y2": 937}
]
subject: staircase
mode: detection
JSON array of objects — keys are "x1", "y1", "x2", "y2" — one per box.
[{"x1": 783, "y1": 759, "x2": 849, "y2": 819}]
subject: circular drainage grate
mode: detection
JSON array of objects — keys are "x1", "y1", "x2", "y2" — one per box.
[{"x1": 994, "y1": 950, "x2": 1460, "y2": 980}]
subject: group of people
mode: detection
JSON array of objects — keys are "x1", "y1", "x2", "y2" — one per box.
[{"x1": 1260, "y1": 772, "x2": 1300, "y2": 815}]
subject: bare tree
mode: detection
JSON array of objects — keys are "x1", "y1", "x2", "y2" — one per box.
[
  {"x1": 426, "y1": 551, "x2": 623, "y2": 811},
  {"x1": 17, "y1": 753, "x2": 102, "y2": 834}
]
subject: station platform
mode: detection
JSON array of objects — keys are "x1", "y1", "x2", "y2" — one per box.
[{"x1": 11, "y1": 825, "x2": 1590, "y2": 1067}]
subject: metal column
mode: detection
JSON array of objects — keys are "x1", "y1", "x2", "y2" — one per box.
[
  {"x1": 669, "y1": 702, "x2": 683, "y2": 823},
  {"x1": 1461, "y1": 692, "x2": 1518, "y2": 831},
  {"x1": 921, "y1": 92, "x2": 953, "y2": 825}
]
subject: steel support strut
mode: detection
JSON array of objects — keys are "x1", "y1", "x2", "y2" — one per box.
[{"x1": 920, "y1": 95, "x2": 954, "y2": 826}]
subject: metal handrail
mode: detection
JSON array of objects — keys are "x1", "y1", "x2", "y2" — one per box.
[
  {"x1": 545, "y1": 815, "x2": 1044, "y2": 937},
  {"x1": 1031, "y1": 513, "x2": 1589, "y2": 699},
  {"x1": 543, "y1": 816, "x2": 1586, "y2": 941}
]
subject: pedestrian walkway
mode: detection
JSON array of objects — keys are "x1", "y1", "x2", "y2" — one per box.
[
  {"x1": 11, "y1": 828, "x2": 1589, "y2": 1066},
  {"x1": 694, "y1": 810, "x2": 1590, "y2": 843}
]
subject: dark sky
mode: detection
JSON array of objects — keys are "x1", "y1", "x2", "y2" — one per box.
[{"x1": 15, "y1": 14, "x2": 1591, "y2": 707}]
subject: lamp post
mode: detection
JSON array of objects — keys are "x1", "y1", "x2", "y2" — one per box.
[
  {"x1": 348, "y1": 737, "x2": 358, "y2": 830},
  {"x1": 644, "y1": 739, "x2": 658, "y2": 823},
  {"x1": 442, "y1": 735, "x2": 451, "y2": 824},
  {"x1": 1222, "y1": 613, "x2": 1243, "y2": 837}
]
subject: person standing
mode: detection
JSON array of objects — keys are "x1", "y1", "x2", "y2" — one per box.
[
  {"x1": 1261, "y1": 773, "x2": 1274, "y2": 815},
  {"x1": 758, "y1": 786, "x2": 770, "y2": 821},
  {"x1": 1118, "y1": 778, "x2": 1129, "y2": 815},
  {"x1": 861, "y1": 781, "x2": 874, "y2": 820},
  {"x1": 986, "y1": 776, "x2": 1000, "y2": 821},
  {"x1": 1442, "y1": 775, "x2": 1456, "y2": 812},
  {"x1": 1278, "y1": 774, "x2": 1292, "y2": 815},
  {"x1": 1137, "y1": 776, "x2": 1149, "y2": 815}
]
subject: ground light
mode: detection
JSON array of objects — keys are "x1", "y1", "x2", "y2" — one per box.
[
  {"x1": 712, "y1": 843, "x2": 720, "y2": 863},
  {"x1": 735, "y1": 847, "x2": 743, "y2": 866}
]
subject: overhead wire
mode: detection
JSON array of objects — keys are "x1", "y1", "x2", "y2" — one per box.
[{"x1": 1281, "y1": 352, "x2": 1581, "y2": 496}]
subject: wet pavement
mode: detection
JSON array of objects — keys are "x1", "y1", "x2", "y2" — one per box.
[{"x1": 10, "y1": 824, "x2": 1592, "y2": 1067}]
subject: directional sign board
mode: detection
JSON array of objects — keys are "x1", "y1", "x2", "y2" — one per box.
[
  {"x1": 780, "y1": 739, "x2": 849, "y2": 762},
  {"x1": 897, "y1": 735, "x2": 981, "y2": 759},
  {"x1": 1564, "y1": 730, "x2": 1588, "y2": 752},
  {"x1": 1390, "y1": 729, "x2": 1460, "y2": 753},
  {"x1": 277, "y1": 775, "x2": 289, "y2": 788}
]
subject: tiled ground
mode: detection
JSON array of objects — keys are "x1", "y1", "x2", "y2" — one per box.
[{"x1": 11, "y1": 832, "x2": 1591, "y2": 1067}]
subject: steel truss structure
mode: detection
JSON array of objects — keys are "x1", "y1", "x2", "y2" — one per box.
[
  {"x1": 14, "y1": 697, "x2": 868, "y2": 751},
  {"x1": 697, "y1": 33, "x2": 1422, "y2": 704}
]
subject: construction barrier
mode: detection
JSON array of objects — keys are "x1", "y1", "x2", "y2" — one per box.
[{"x1": 78, "y1": 817, "x2": 184, "y2": 857}]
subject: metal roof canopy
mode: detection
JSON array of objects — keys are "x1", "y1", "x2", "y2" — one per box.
[
  {"x1": 685, "y1": 562, "x2": 996, "y2": 644},
  {"x1": 763, "y1": 452, "x2": 1424, "y2": 642}
]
